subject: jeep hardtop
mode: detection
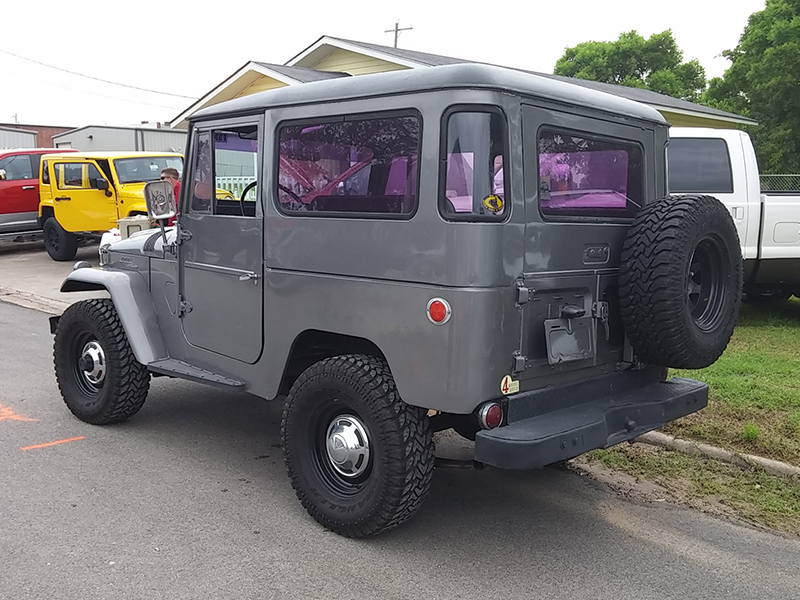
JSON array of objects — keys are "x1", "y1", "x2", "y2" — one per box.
[{"x1": 50, "y1": 64, "x2": 742, "y2": 537}]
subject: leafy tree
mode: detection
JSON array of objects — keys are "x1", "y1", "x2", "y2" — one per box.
[
  {"x1": 704, "y1": 0, "x2": 800, "y2": 173},
  {"x1": 554, "y1": 30, "x2": 707, "y2": 102}
]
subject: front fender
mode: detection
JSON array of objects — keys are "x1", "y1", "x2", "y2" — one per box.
[{"x1": 61, "y1": 267, "x2": 167, "y2": 365}]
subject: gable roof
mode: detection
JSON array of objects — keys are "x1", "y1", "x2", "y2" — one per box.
[
  {"x1": 170, "y1": 62, "x2": 348, "y2": 128},
  {"x1": 289, "y1": 36, "x2": 755, "y2": 127}
]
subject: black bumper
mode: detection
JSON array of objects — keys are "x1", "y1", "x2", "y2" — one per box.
[{"x1": 474, "y1": 368, "x2": 708, "y2": 470}]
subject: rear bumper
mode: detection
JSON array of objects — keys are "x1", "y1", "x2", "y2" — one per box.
[{"x1": 474, "y1": 368, "x2": 707, "y2": 469}]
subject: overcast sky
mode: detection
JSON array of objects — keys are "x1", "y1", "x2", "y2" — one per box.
[{"x1": 1, "y1": 0, "x2": 766, "y2": 130}]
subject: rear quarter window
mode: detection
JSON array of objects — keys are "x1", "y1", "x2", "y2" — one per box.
[{"x1": 668, "y1": 138, "x2": 733, "y2": 194}]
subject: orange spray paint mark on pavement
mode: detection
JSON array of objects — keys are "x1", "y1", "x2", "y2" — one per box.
[
  {"x1": 0, "y1": 403, "x2": 38, "y2": 423},
  {"x1": 20, "y1": 436, "x2": 85, "y2": 451}
]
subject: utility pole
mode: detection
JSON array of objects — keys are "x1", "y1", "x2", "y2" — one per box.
[{"x1": 384, "y1": 21, "x2": 413, "y2": 48}]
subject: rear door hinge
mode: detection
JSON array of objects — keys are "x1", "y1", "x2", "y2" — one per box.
[
  {"x1": 516, "y1": 283, "x2": 531, "y2": 306},
  {"x1": 592, "y1": 301, "x2": 610, "y2": 341}
]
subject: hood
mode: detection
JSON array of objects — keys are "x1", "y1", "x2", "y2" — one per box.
[{"x1": 105, "y1": 227, "x2": 176, "y2": 259}]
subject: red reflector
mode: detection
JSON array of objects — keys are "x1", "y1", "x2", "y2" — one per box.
[
  {"x1": 426, "y1": 298, "x2": 451, "y2": 325},
  {"x1": 429, "y1": 301, "x2": 447, "y2": 322}
]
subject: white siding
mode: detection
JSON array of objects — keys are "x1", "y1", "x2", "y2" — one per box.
[{"x1": 0, "y1": 127, "x2": 37, "y2": 149}]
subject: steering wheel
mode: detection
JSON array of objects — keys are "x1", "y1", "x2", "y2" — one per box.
[
  {"x1": 278, "y1": 183, "x2": 303, "y2": 204},
  {"x1": 241, "y1": 180, "x2": 257, "y2": 202}
]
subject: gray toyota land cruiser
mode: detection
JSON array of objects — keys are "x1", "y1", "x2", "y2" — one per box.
[{"x1": 50, "y1": 64, "x2": 742, "y2": 537}]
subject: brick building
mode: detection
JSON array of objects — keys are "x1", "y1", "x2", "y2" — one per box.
[{"x1": 0, "y1": 122, "x2": 74, "y2": 147}]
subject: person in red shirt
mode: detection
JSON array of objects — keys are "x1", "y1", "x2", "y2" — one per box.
[{"x1": 160, "y1": 167, "x2": 181, "y2": 226}]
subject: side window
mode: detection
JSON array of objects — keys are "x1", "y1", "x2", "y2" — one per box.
[
  {"x1": 440, "y1": 110, "x2": 507, "y2": 220},
  {"x1": 668, "y1": 138, "x2": 733, "y2": 194},
  {"x1": 538, "y1": 129, "x2": 643, "y2": 220},
  {"x1": 41, "y1": 160, "x2": 50, "y2": 184},
  {"x1": 0, "y1": 154, "x2": 34, "y2": 180},
  {"x1": 277, "y1": 113, "x2": 420, "y2": 216},
  {"x1": 59, "y1": 163, "x2": 84, "y2": 188},
  {"x1": 189, "y1": 125, "x2": 259, "y2": 216},
  {"x1": 55, "y1": 163, "x2": 104, "y2": 189}
]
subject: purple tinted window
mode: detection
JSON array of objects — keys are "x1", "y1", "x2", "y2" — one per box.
[
  {"x1": 441, "y1": 111, "x2": 507, "y2": 220},
  {"x1": 538, "y1": 130, "x2": 643, "y2": 219},
  {"x1": 277, "y1": 115, "x2": 419, "y2": 215}
]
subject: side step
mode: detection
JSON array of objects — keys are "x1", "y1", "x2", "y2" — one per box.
[{"x1": 147, "y1": 359, "x2": 245, "y2": 389}]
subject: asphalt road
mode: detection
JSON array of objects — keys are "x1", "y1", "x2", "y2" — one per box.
[{"x1": 1, "y1": 299, "x2": 800, "y2": 600}]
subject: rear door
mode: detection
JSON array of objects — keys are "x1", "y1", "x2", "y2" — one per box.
[
  {"x1": 519, "y1": 105, "x2": 656, "y2": 380},
  {"x1": 52, "y1": 159, "x2": 118, "y2": 232}
]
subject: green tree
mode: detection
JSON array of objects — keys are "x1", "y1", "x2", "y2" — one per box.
[
  {"x1": 554, "y1": 30, "x2": 707, "y2": 102},
  {"x1": 704, "y1": 0, "x2": 800, "y2": 173}
]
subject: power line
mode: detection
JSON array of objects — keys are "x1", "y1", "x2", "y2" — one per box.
[
  {"x1": 9, "y1": 68, "x2": 184, "y2": 111},
  {"x1": 0, "y1": 47, "x2": 198, "y2": 100}
]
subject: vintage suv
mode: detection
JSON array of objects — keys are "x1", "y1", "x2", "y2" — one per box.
[
  {"x1": 50, "y1": 65, "x2": 742, "y2": 537},
  {"x1": 38, "y1": 151, "x2": 184, "y2": 261}
]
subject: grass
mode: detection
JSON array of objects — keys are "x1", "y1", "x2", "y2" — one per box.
[
  {"x1": 583, "y1": 444, "x2": 800, "y2": 536},
  {"x1": 663, "y1": 297, "x2": 800, "y2": 465}
]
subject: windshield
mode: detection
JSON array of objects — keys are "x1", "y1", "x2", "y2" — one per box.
[{"x1": 114, "y1": 156, "x2": 183, "y2": 184}]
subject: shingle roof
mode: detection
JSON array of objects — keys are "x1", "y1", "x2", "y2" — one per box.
[
  {"x1": 324, "y1": 37, "x2": 754, "y2": 124},
  {"x1": 253, "y1": 62, "x2": 349, "y2": 83}
]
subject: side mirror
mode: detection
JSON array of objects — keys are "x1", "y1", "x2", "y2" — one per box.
[
  {"x1": 144, "y1": 180, "x2": 177, "y2": 220},
  {"x1": 94, "y1": 178, "x2": 114, "y2": 197},
  {"x1": 0, "y1": 169, "x2": 6, "y2": 181}
]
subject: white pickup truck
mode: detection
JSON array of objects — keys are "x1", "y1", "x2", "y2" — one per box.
[{"x1": 669, "y1": 127, "x2": 800, "y2": 301}]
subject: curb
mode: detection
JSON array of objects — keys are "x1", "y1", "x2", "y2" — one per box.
[
  {"x1": 637, "y1": 431, "x2": 800, "y2": 478},
  {"x1": 0, "y1": 286, "x2": 71, "y2": 316}
]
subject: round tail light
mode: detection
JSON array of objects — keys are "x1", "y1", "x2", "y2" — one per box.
[{"x1": 477, "y1": 402, "x2": 503, "y2": 429}]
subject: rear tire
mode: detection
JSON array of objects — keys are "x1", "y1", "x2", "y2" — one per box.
[
  {"x1": 619, "y1": 195, "x2": 742, "y2": 369},
  {"x1": 281, "y1": 354, "x2": 435, "y2": 537},
  {"x1": 43, "y1": 217, "x2": 78, "y2": 261},
  {"x1": 54, "y1": 299, "x2": 150, "y2": 424}
]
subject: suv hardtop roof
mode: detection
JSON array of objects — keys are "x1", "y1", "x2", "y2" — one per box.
[{"x1": 193, "y1": 63, "x2": 668, "y2": 126}]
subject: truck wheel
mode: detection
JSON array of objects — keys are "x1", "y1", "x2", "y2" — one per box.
[
  {"x1": 43, "y1": 217, "x2": 78, "y2": 261},
  {"x1": 281, "y1": 354, "x2": 435, "y2": 537},
  {"x1": 54, "y1": 299, "x2": 150, "y2": 424},
  {"x1": 619, "y1": 195, "x2": 742, "y2": 369}
]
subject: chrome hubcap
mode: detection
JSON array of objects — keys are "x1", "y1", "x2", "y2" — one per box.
[
  {"x1": 79, "y1": 341, "x2": 106, "y2": 386},
  {"x1": 325, "y1": 414, "x2": 370, "y2": 478}
]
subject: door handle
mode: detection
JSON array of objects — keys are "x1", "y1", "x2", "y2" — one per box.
[
  {"x1": 560, "y1": 305, "x2": 586, "y2": 318},
  {"x1": 55, "y1": 196, "x2": 71, "y2": 202},
  {"x1": 238, "y1": 272, "x2": 259, "y2": 284},
  {"x1": 21, "y1": 185, "x2": 35, "y2": 190}
]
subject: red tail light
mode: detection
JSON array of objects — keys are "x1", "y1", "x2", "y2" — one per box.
[{"x1": 478, "y1": 402, "x2": 503, "y2": 429}]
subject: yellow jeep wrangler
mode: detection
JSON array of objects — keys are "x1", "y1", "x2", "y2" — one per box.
[{"x1": 38, "y1": 152, "x2": 184, "y2": 260}]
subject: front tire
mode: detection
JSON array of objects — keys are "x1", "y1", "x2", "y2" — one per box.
[
  {"x1": 43, "y1": 217, "x2": 78, "y2": 261},
  {"x1": 281, "y1": 355, "x2": 435, "y2": 537},
  {"x1": 54, "y1": 299, "x2": 150, "y2": 424}
]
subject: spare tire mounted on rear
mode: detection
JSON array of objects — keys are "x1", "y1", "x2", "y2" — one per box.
[{"x1": 619, "y1": 194, "x2": 742, "y2": 369}]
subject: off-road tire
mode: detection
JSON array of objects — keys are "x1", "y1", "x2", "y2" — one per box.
[
  {"x1": 54, "y1": 299, "x2": 150, "y2": 424},
  {"x1": 43, "y1": 217, "x2": 78, "y2": 261},
  {"x1": 281, "y1": 354, "x2": 435, "y2": 537},
  {"x1": 619, "y1": 194, "x2": 742, "y2": 369}
]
